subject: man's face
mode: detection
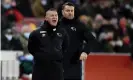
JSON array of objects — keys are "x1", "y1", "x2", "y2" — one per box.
[
  {"x1": 45, "y1": 11, "x2": 58, "y2": 26},
  {"x1": 62, "y1": 5, "x2": 74, "y2": 19}
]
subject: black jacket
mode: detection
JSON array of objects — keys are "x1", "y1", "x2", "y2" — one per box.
[
  {"x1": 58, "y1": 18, "x2": 97, "y2": 79},
  {"x1": 28, "y1": 21, "x2": 67, "y2": 80}
]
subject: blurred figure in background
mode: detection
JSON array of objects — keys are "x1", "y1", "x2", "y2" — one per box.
[
  {"x1": 19, "y1": 24, "x2": 36, "y2": 54},
  {"x1": 97, "y1": 14, "x2": 118, "y2": 52},
  {"x1": 79, "y1": 15, "x2": 94, "y2": 35},
  {"x1": 31, "y1": 0, "x2": 45, "y2": 17},
  {"x1": 79, "y1": 15, "x2": 92, "y2": 27},
  {"x1": 2, "y1": 0, "x2": 12, "y2": 12},
  {"x1": 16, "y1": 0, "x2": 34, "y2": 17},
  {"x1": 80, "y1": 0, "x2": 100, "y2": 17},
  {"x1": 117, "y1": 17, "x2": 131, "y2": 52},
  {"x1": 19, "y1": 53, "x2": 33, "y2": 80},
  {"x1": 18, "y1": 24, "x2": 36, "y2": 80},
  {"x1": 1, "y1": 28, "x2": 23, "y2": 50},
  {"x1": 5, "y1": 8, "x2": 24, "y2": 23},
  {"x1": 79, "y1": 15, "x2": 102, "y2": 52},
  {"x1": 92, "y1": 14, "x2": 104, "y2": 37},
  {"x1": 2, "y1": 0, "x2": 24, "y2": 23}
]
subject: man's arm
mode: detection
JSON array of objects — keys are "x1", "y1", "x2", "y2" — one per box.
[
  {"x1": 62, "y1": 28, "x2": 69, "y2": 53},
  {"x1": 82, "y1": 22, "x2": 103, "y2": 53},
  {"x1": 83, "y1": 30, "x2": 96, "y2": 54},
  {"x1": 28, "y1": 31, "x2": 38, "y2": 55},
  {"x1": 54, "y1": 27, "x2": 69, "y2": 53},
  {"x1": 80, "y1": 23, "x2": 102, "y2": 60}
]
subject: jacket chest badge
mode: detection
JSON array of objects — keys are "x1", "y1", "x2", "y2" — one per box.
[
  {"x1": 57, "y1": 33, "x2": 62, "y2": 37},
  {"x1": 71, "y1": 27, "x2": 76, "y2": 31},
  {"x1": 42, "y1": 34, "x2": 46, "y2": 37},
  {"x1": 53, "y1": 28, "x2": 56, "y2": 31},
  {"x1": 40, "y1": 31, "x2": 47, "y2": 37}
]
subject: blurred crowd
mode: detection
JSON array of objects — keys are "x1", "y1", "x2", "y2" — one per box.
[
  {"x1": 1, "y1": 0, "x2": 133, "y2": 53},
  {"x1": 1, "y1": 0, "x2": 133, "y2": 79}
]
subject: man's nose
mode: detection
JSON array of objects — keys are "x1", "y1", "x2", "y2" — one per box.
[{"x1": 69, "y1": 12, "x2": 72, "y2": 15}]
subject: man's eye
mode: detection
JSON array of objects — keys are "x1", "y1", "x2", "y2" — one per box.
[
  {"x1": 55, "y1": 14, "x2": 57, "y2": 17},
  {"x1": 51, "y1": 15, "x2": 54, "y2": 17},
  {"x1": 66, "y1": 10, "x2": 70, "y2": 12},
  {"x1": 71, "y1": 10, "x2": 74, "y2": 12}
]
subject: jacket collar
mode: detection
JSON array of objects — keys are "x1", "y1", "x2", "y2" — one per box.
[
  {"x1": 61, "y1": 17, "x2": 76, "y2": 24},
  {"x1": 41, "y1": 21, "x2": 56, "y2": 30}
]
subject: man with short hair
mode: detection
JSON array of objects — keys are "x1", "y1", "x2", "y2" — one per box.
[
  {"x1": 59, "y1": 2, "x2": 98, "y2": 80},
  {"x1": 28, "y1": 8, "x2": 64, "y2": 80}
]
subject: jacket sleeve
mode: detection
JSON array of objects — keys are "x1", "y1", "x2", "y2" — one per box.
[
  {"x1": 81, "y1": 24, "x2": 102, "y2": 54},
  {"x1": 54, "y1": 27, "x2": 69, "y2": 54},
  {"x1": 28, "y1": 31, "x2": 38, "y2": 55},
  {"x1": 62, "y1": 28, "x2": 69, "y2": 53},
  {"x1": 83, "y1": 30, "x2": 95, "y2": 54}
]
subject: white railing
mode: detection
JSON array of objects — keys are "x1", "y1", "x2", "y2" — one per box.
[{"x1": 0, "y1": 51, "x2": 23, "y2": 80}]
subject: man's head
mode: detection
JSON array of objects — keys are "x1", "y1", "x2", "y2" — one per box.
[
  {"x1": 45, "y1": 8, "x2": 58, "y2": 26},
  {"x1": 62, "y1": 2, "x2": 75, "y2": 20}
]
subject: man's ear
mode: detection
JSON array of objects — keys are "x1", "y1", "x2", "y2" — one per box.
[
  {"x1": 62, "y1": 10, "x2": 64, "y2": 16},
  {"x1": 45, "y1": 16, "x2": 48, "y2": 21}
]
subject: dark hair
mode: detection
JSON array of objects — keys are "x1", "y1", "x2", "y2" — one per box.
[{"x1": 62, "y1": 2, "x2": 74, "y2": 10}]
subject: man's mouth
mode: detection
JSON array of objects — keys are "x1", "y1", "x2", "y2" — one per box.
[{"x1": 52, "y1": 20, "x2": 57, "y2": 23}]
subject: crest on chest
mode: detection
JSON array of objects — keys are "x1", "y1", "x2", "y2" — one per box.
[
  {"x1": 70, "y1": 27, "x2": 76, "y2": 31},
  {"x1": 40, "y1": 31, "x2": 47, "y2": 37},
  {"x1": 56, "y1": 33, "x2": 62, "y2": 37}
]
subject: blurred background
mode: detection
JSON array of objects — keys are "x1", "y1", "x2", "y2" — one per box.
[{"x1": 1, "y1": 0, "x2": 133, "y2": 80}]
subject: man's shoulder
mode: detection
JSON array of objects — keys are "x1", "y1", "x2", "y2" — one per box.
[
  {"x1": 31, "y1": 21, "x2": 46, "y2": 34},
  {"x1": 30, "y1": 27, "x2": 41, "y2": 36},
  {"x1": 76, "y1": 20, "x2": 85, "y2": 26}
]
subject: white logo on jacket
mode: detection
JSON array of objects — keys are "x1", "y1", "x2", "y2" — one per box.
[
  {"x1": 57, "y1": 33, "x2": 62, "y2": 37},
  {"x1": 53, "y1": 28, "x2": 56, "y2": 31},
  {"x1": 42, "y1": 34, "x2": 46, "y2": 37},
  {"x1": 71, "y1": 27, "x2": 76, "y2": 31},
  {"x1": 40, "y1": 31, "x2": 47, "y2": 37}
]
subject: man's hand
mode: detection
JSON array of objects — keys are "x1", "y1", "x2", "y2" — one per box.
[{"x1": 79, "y1": 52, "x2": 88, "y2": 61}]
